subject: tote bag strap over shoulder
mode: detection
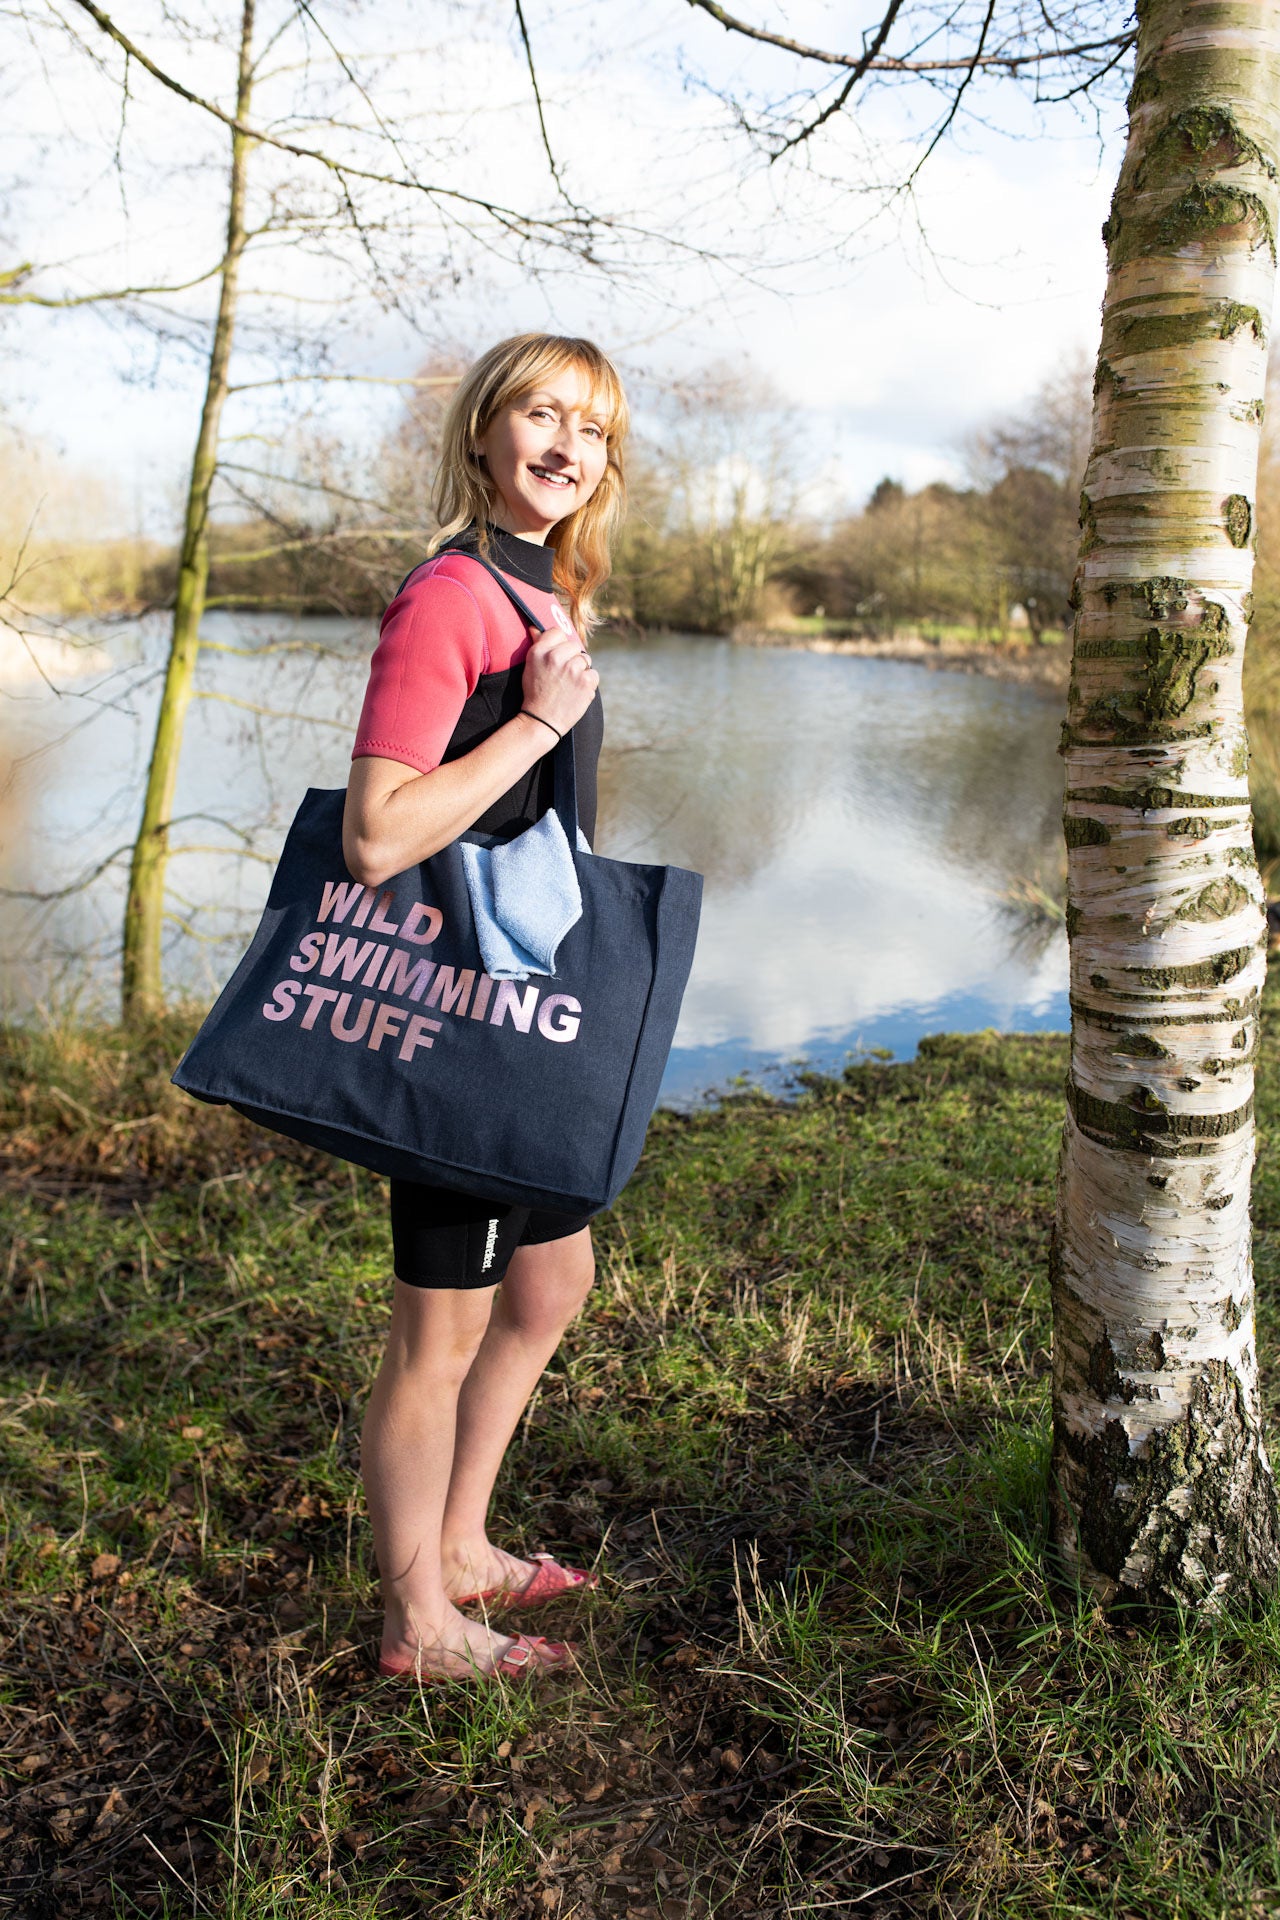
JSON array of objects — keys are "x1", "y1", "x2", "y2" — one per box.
[
  {"x1": 394, "y1": 540, "x2": 543, "y2": 628},
  {"x1": 396, "y1": 541, "x2": 581, "y2": 842}
]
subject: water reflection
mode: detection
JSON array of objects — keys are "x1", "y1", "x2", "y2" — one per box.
[
  {"x1": 597, "y1": 638, "x2": 1068, "y2": 1097},
  {"x1": 0, "y1": 618, "x2": 1069, "y2": 1093}
]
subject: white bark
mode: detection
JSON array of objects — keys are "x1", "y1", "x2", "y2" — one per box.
[{"x1": 1052, "y1": 0, "x2": 1280, "y2": 1603}]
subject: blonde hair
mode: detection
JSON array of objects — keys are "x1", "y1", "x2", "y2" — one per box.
[{"x1": 430, "y1": 332, "x2": 629, "y2": 635}]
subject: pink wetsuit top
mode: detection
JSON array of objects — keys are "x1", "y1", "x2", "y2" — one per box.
[{"x1": 351, "y1": 539, "x2": 576, "y2": 777}]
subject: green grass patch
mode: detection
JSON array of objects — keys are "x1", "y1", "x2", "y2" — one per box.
[{"x1": 2, "y1": 995, "x2": 1280, "y2": 1915}]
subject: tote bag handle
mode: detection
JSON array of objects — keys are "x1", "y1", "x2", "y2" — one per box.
[{"x1": 406, "y1": 542, "x2": 583, "y2": 844}]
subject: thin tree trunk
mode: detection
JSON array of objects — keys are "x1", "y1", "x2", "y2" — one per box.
[
  {"x1": 120, "y1": 0, "x2": 256, "y2": 1021},
  {"x1": 1052, "y1": 0, "x2": 1280, "y2": 1604}
]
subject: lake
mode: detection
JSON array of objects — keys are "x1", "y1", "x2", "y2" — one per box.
[{"x1": 0, "y1": 616, "x2": 1069, "y2": 1101}]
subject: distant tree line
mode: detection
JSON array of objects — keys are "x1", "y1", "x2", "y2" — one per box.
[
  {"x1": 8, "y1": 353, "x2": 1093, "y2": 642},
  {"x1": 193, "y1": 350, "x2": 1091, "y2": 643}
]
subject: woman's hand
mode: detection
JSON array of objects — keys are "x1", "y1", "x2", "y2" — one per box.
[
  {"x1": 342, "y1": 632, "x2": 599, "y2": 888},
  {"x1": 520, "y1": 628, "x2": 599, "y2": 736}
]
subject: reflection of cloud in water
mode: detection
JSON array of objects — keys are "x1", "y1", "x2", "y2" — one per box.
[
  {"x1": 593, "y1": 638, "x2": 1067, "y2": 1055},
  {"x1": 598, "y1": 641, "x2": 1063, "y2": 889},
  {"x1": 672, "y1": 786, "x2": 1068, "y2": 1053}
]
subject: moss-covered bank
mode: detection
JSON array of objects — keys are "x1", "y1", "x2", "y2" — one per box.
[{"x1": 4, "y1": 990, "x2": 1280, "y2": 1915}]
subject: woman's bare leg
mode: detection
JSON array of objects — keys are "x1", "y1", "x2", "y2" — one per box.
[
  {"x1": 362, "y1": 1278, "x2": 530, "y2": 1675},
  {"x1": 440, "y1": 1226, "x2": 595, "y2": 1598}
]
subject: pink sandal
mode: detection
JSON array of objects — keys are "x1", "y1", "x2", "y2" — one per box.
[
  {"x1": 455, "y1": 1552, "x2": 599, "y2": 1612},
  {"x1": 378, "y1": 1631, "x2": 575, "y2": 1682}
]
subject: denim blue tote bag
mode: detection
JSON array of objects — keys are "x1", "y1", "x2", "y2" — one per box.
[{"x1": 172, "y1": 562, "x2": 703, "y2": 1214}]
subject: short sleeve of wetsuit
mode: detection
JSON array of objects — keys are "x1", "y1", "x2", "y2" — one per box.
[{"x1": 351, "y1": 568, "x2": 489, "y2": 776}]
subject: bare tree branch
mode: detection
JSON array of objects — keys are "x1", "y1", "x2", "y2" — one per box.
[
  {"x1": 292, "y1": 0, "x2": 428, "y2": 203},
  {"x1": 906, "y1": 0, "x2": 998, "y2": 183},
  {"x1": 512, "y1": 0, "x2": 581, "y2": 213},
  {"x1": 683, "y1": 0, "x2": 1133, "y2": 75},
  {"x1": 226, "y1": 371, "x2": 459, "y2": 394},
  {"x1": 771, "y1": 0, "x2": 906, "y2": 160},
  {"x1": 0, "y1": 258, "x2": 227, "y2": 306},
  {"x1": 211, "y1": 465, "x2": 411, "y2": 548},
  {"x1": 1035, "y1": 29, "x2": 1135, "y2": 106},
  {"x1": 203, "y1": 528, "x2": 422, "y2": 564},
  {"x1": 67, "y1": 0, "x2": 596, "y2": 245},
  {"x1": 198, "y1": 637, "x2": 354, "y2": 657},
  {"x1": 169, "y1": 842, "x2": 276, "y2": 864},
  {"x1": 0, "y1": 843, "x2": 134, "y2": 902},
  {"x1": 216, "y1": 458, "x2": 401, "y2": 513},
  {"x1": 191, "y1": 689, "x2": 350, "y2": 729}
]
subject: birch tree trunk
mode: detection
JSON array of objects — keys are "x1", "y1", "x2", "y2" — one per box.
[
  {"x1": 1051, "y1": 0, "x2": 1280, "y2": 1605},
  {"x1": 120, "y1": 0, "x2": 256, "y2": 1021}
]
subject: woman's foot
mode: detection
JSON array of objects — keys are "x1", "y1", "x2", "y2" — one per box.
[
  {"x1": 442, "y1": 1540, "x2": 540, "y2": 1605},
  {"x1": 443, "y1": 1541, "x2": 597, "y2": 1610},
  {"x1": 378, "y1": 1603, "x2": 573, "y2": 1681}
]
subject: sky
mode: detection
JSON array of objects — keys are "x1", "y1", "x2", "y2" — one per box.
[{"x1": 2, "y1": 1, "x2": 1130, "y2": 537}]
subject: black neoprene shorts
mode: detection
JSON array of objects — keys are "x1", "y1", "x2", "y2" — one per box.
[{"x1": 388, "y1": 1178, "x2": 595, "y2": 1289}]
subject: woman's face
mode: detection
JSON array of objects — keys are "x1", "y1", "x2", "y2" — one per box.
[{"x1": 478, "y1": 365, "x2": 610, "y2": 540}]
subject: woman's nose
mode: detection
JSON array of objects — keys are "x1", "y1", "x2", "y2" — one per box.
[{"x1": 547, "y1": 422, "x2": 579, "y2": 463}]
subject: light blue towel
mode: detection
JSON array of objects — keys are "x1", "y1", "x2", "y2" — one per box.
[{"x1": 460, "y1": 809, "x2": 588, "y2": 980}]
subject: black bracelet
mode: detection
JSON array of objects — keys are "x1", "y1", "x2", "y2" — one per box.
[{"x1": 520, "y1": 708, "x2": 562, "y2": 741}]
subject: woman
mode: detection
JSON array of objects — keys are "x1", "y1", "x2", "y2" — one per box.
[{"x1": 343, "y1": 333, "x2": 628, "y2": 1683}]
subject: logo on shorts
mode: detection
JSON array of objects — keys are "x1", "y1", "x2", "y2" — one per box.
[{"x1": 482, "y1": 1218, "x2": 500, "y2": 1271}]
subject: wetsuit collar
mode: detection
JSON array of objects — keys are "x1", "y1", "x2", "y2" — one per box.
[{"x1": 453, "y1": 521, "x2": 555, "y2": 594}]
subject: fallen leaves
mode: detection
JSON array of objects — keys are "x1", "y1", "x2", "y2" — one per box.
[{"x1": 92, "y1": 1787, "x2": 128, "y2": 1834}]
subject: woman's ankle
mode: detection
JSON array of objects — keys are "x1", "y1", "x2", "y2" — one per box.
[
  {"x1": 380, "y1": 1595, "x2": 454, "y2": 1650},
  {"x1": 439, "y1": 1532, "x2": 495, "y2": 1579}
]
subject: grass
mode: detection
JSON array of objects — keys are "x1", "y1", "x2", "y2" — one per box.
[{"x1": 3, "y1": 988, "x2": 1280, "y2": 1916}]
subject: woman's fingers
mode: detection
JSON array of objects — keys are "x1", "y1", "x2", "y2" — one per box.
[
  {"x1": 522, "y1": 630, "x2": 599, "y2": 732},
  {"x1": 529, "y1": 628, "x2": 588, "y2": 667}
]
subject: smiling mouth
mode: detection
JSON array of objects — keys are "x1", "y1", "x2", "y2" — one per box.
[{"x1": 529, "y1": 465, "x2": 574, "y2": 489}]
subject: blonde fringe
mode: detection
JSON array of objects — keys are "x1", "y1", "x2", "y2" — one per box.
[{"x1": 429, "y1": 333, "x2": 629, "y2": 635}]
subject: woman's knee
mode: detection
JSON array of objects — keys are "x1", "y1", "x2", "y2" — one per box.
[
  {"x1": 499, "y1": 1232, "x2": 595, "y2": 1339},
  {"x1": 385, "y1": 1279, "x2": 495, "y2": 1380}
]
